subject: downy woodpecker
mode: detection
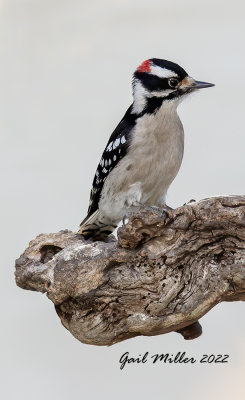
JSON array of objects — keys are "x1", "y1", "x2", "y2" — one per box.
[{"x1": 78, "y1": 58, "x2": 214, "y2": 240}]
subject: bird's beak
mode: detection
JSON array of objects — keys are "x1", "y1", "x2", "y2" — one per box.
[
  {"x1": 180, "y1": 76, "x2": 215, "y2": 92},
  {"x1": 190, "y1": 80, "x2": 215, "y2": 89}
]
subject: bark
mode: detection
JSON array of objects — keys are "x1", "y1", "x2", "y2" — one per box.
[{"x1": 15, "y1": 196, "x2": 245, "y2": 346}]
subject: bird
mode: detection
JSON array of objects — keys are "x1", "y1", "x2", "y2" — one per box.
[{"x1": 78, "y1": 58, "x2": 214, "y2": 240}]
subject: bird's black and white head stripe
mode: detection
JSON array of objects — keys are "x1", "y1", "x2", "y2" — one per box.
[{"x1": 131, "y1": 58, "x2": 190, "y2": 114}]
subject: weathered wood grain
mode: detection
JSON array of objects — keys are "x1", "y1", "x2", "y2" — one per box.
[{"x1": 15, "y1": 196, "x2": 245, "y2": 345}]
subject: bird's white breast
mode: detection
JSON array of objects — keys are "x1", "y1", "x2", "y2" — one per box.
[{"x1": 99, "y1": 100, "x2": 184, "y2": 220}]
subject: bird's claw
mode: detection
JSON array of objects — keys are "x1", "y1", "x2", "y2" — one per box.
[
  {"x1": 149, "y1": 205, "x2": 173, "y2": 220},
  {"x1": 122, "y1": 204, "x2": 173, "y2": 226},
  {"x1": 122, "y1": 215, "x2": 129, "y2": 226}
]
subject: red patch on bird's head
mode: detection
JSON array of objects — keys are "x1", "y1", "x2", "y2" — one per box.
[{"x1": 137, "y1": 59, "x2": 151, "y2": 73}]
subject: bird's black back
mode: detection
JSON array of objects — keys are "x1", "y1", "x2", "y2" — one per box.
[{"x1": 85, "y1": 105, "x2": 137, "y2": 219}]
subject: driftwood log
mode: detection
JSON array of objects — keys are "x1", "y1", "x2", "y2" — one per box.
[{"x1": 15, "y1": 196, "x2": 245, "y2": 346}]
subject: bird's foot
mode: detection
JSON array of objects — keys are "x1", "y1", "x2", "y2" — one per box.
[
  {"x1": 122, "y1": 206, "x2": 141, "y2": 225},
  {"x1": 134, "y1": 204, "x2": 173, "y2": 221},
  {"x1": 122, "y1": 204, "x2": 173, "y2": 225},
  {"x1": 148, "y1": 205, "x2": 173, "y2": 220}
]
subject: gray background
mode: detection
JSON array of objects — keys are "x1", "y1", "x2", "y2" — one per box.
[{"x1": 1, "y1": 0, "x2": 245, "y2": 399}]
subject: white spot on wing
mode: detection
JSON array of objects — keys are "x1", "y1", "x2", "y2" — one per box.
[
  {"x1": 113, "y1": 138, "x2": 120, "y2": 149},
  {"x1": 121, "y1": 136, "x2": 126, "y2": 144},
  {"x1": 113, "y1": 155, "x2": 116, "y2": 161},
  {"x1": 106, "y1": 142, "x2": 113, "y2": 152}
]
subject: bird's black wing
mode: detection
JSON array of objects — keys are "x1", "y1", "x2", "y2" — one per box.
[{"x1": 84, "y1": 105, "x2": 137, "y2": 220}]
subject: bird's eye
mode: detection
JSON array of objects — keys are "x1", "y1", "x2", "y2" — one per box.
[{"x1": 168, "y1": 78, "x2": 179, "y2": 88}]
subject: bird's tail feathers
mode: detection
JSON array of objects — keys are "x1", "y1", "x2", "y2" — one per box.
[{"x1": 78, "y1": 210, "x2": 117, "y2": 241}]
